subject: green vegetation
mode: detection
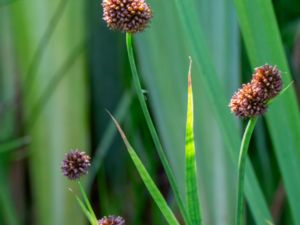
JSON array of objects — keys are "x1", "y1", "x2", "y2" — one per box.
[{"x1": 1, "y1": 0, "x2": 300, "y2": 224}]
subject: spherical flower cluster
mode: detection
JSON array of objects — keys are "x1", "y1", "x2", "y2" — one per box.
[
  {"x1": 98, "y1": 215, "x2": 125, "y2": 225},
  {"x1": 229, "y1": 83, "x2": 267, "y2": 118},
  {"x1": 61, "y1": 150, "x2": 91, "y2": 180},
  {"x1": 251, "y1": 64, "x2": 282, "y2": 100},
  {"x1": 229, "y1": 64, "x2": 283, "y2": 118},
  {"x1": 102, "y1": 0, "x2": 152, "y2": 33}
]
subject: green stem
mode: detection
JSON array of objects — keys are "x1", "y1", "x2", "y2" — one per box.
[
  {"x1": 77, "y1": 181, "x2": 98, "y2": 225},
  {"x1": 236, "y1": 117, "x2": 258, "y2": 225},
  {"x1": 126, "y1": 33, "x2": 191, "y2": 225}
]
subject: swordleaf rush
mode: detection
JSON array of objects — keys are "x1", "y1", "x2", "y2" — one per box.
[
  {"x1": 229, "y1": 64, "x2": 283, "y2": 225},
  {"x1": 102, "y1": 1, "x2": 192, "y2": 224}
]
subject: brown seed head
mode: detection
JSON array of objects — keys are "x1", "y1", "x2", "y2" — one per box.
[
  {"x1": 98, "y1": 215, "x2": 125, "y2": 225},
  {"x1": 251, "y1": 64, "x2": 283, "y2": 100},
  {"x1": 229, "y1": 83, "x2": 267, "y2": 118},
  {"x1": 102, "y1": 0, "x2": 152, "y2": 33},
  {"x1": 61, "y1": 150, "x2": 91, "y2": 180}
]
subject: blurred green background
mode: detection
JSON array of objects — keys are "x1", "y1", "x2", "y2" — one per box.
[{"x1": 1, "y1": 0, "x2": 300, "y2": 224}]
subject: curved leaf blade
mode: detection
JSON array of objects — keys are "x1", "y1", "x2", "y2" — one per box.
[
  {"x1": 185, "y1": 58, "x2": 202, "y2": 225},
  {"x1": 109, "y1": 113, "x2": 180, "y2": 225}
]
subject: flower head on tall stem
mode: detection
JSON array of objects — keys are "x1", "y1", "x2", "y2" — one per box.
[
  {"x1": 61, "y1": 150, "x2": 91, "y2": 180},
  {"x1": 231, "y1": 64, "x2": 285, "y2": 225},
  {"x1": 102, "y1": 0, "x2": 152, "y2": 33}
]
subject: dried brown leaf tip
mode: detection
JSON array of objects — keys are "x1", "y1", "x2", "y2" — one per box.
[
  {"x1": 229, "y1": 64, "x2": 283, "y2": 119},
  {"x1": 102, "y1": 0, "x2": 152, "y2": 33},
  {"x1": 98, "y1": 215, "x2": 125, "y2": 225},
  {"x1": 61, "y1": 150, "x2": 91, "y2": 180}
]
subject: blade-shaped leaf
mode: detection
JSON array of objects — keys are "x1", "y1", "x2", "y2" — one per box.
[
  {"x1": 77, "y1": 181, "x2": 98, "y2": 224},
  {"x1": 185, "y1": 58, "x2": 202, "y2": 225},
  {"x1": 71, "y1": 191, "x2": 98, "y2": 225},
  {"x1": 109, "y1": 113, "x2": 180, "y2": 225},
  {"x1": 87, "y1": 91, "x2": 132, "y2": 189},
  {"x1": 0, "y1": 137, "x2": 30, "y2": 154},
  {"x1": 0, "y1": 164, "x2": 19, "y2": 225},
  {"x1": 127, "y1": 33, "x2": 191, "y2": 225}
]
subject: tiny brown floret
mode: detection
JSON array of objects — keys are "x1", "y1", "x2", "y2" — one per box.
[
  {"x1": 102, "y1": 0, "x2": 152, "y2": 33},
  {"x1": 98, "y1": 215, "x2": 125, "y2": 225},
  {"x1": 251, "y1": 64, "x2": 282, "y2": 100},
  {"x1": 229, "y1": 83, "x2": 267, "y2": 118},
  {"x1": 61, "y1": 150, "x2": 91, "y2": 180}
]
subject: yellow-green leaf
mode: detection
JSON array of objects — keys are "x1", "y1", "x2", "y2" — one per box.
[{"x1": 185, "y1": 58, "x2": 202, "y2": 225}]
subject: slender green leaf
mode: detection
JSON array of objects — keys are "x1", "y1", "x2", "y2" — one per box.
[
  {"x1": 77, "y1": 181, "x2": 98, "y2": 224},
  {"x1": 0, "y1": 8, "x2": 21, "y2": 225},
  {"x1": 26, "y1": 38, "x2": 87, "y2": 128},
  {"x1": 88, "y1": 91, "x2": 132, "y2": 188},
  {"x1": 75, "y1": 196, "x2": 94, "y2": 224},
  {"x1": 23, "y1": 0, "x2": 70, "y2": 93},
  {"x1": 266, "y1": 220, "x2": 275, "y2": 225},
  {"x1": 0, "y1": 136, "x2": 30, "y2": 154},
  {"x1": 109, "y1": 113, "x2": 180, "y2": 225},
  {"x1": 232, "y1": 1, "x2": 300, "y2": 223},
  {"x1": 70, "y1": 191, "x2": 98, "y2": 225},
  {"x1": 127, "y1": 33, "x2": 191, "y2": 225},
  {"x1": 0, "y1": 165, "x2": 19, "y2": 225},
  {"x1": 185, "y1": 58, "x2": 202, "y2": 225}
]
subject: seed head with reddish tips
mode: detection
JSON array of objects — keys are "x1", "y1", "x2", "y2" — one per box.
[
  {"x1": 61, "y1": 150, "x2": 91, "y2": 180},
  {"x1": 229, "y1": 83, "x2": 267, "y2": 119},
  {"x1": 251, "y1": 64, "x2": 283, "y2": 100},
  {"x1": 102, "y1": 0, "x2": 152, "y2": 33},
  {"x1": 229, "y1": 64, "x2": 283, "y2": 119},
  {"x1": 98, "y1": 215, "x2": 125, "y2": 225}
]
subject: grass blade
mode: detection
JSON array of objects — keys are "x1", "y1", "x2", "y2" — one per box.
[
  {"x1": 75, "y1": 196, "x2": 94, "y2": 225},
  {"x1": 23, "y1": 0, "x2": 70, "y2": 92},
  {"x1": 185, "y1": 58, "x2": 202, "y2": 225},
  {"x1": 232, "y1": 1, "x2": 300, "y2": 223},
  {"x1": 87, "y1": 91, "x2": 132, "y2": 188},
  {"x1": 126, "y1": 33, "x2": 191, "y2": 225},
  {"x1": 109, "y1": 113, "x2": 180, "y2": 225},
  {"x1": 69, "y1": 189, "x2": 98, "y2": 225},
  {"x1": 0, "y1": 136, "x2": 30, "y2": 154},
  {"x1": 77, "y1": 181, "x2": 98, "y2": 224},
  {"x1": 0, "y1": 164, "x2": 19, "y2": 225}
]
